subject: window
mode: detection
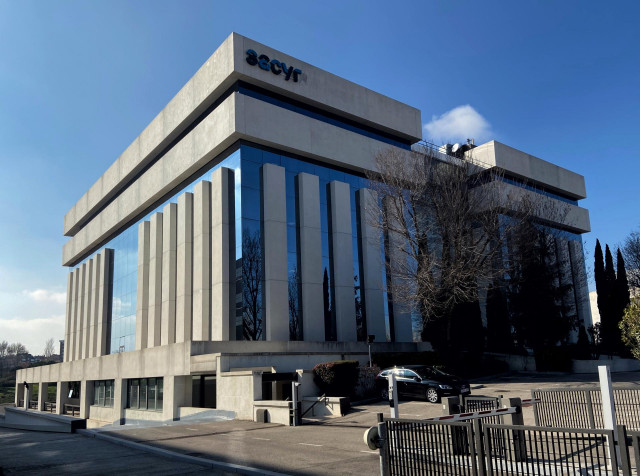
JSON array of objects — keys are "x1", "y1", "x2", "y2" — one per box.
[
  {"x1": 127, "y1": 377, "x2": 163, "y2": 411},
  {"x1": 93, "y1": 380, "x2": 114, "y2": 407}
]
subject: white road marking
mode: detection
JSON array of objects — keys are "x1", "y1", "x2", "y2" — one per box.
[
  {"x1": 186, "y1": 428, "x2": 198, "y2": 431},
  {"x1": 299, "y1": 443, "x2": 323, "y2": 447},
  {"x1": 360, "y1": 450, "x2": 379, "y2": 454},
  {"x1": 253, "y1": 437, "x2": 271, "y2": 441}
]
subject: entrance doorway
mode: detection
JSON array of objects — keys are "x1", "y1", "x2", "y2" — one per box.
[{"x1": 191, "y1": 375, "x2": 216, "y2": 408}]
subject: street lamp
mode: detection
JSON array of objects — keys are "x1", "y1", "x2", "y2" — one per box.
[{"x1": 366, "y1": 335, "x2": 375, "y2": 368}]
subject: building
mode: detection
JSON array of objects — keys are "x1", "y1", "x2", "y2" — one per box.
[{"x1": 16, "y1": 33, "x2": 590, "y2": 425}]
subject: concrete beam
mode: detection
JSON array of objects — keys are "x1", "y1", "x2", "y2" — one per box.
[
  {"x1": 193, "y1": 180, "x2": 212, "y2": 341},
  {"x1": 148, "y1": 212, "x2": 163, "y2": 347},
  {"x1": 295, "y1": 173, "x2": 324, "y2": 341},
  {"x1": 76, "y1": 264, "x2": 86, "y2": 361},
  {"x1": 161, "y1": 202, "x2": 178, "y2": 346},
  {"x1": 211, "y1": 167, "x2": 236, "y2": 341},
  {"x1": 64, "y1": 272, "x2": 73, "y2": 362},
  {"x1": 357, "y1": 189, "x2": 387, "y2": 342},
  {"x1": 261, "y1": 163, "x2": 289, "y2": 341},
  {"x1": 82, "y1": 260, "x2": 93, "y2": 360},
  {"x1": 176, "y1": 192, "x2": 194, "y2": 343},
  {"x1": 328, "y1": 181, "x2": 357, "y2": 342},
  {"x1": 88, "y1": 255, "x2": 99, "y2": 358}
]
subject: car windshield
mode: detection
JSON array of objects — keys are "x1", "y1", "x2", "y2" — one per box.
[{"x1": 414, "y1": 366, "x2": 450, "y2": 378}]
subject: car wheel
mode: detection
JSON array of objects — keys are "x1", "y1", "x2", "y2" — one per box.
[
  {"x1": 380, "y1": 387, "x2": 389, "y2": 400},
  {"x1": 426, "y1": 387, "x2": 440, "y2": 403}
]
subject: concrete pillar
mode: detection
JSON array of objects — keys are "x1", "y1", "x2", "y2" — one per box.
[
  {"x1": 261, "y1": 163, "x2": 289, "y2": 341},
  {"x1": 69, "y1": 268, "x2": 79, "y2": 362},
  {"x1": 76, "y1": 263, "x2": 86, "y2": 360},
  {"x1": 56, "y1": 381, "x2": 69, "y2": 415},
  {"x1": 357, "y1": 189, "x2": 387, "y2": 342},
  {"x1": 88, "y1": 254, "x2": 100, "y2": 358},
  {"x1": 295, "y1": 173, "x2": 324, "y2": 341},
  {"x1": 79, "y1": 380, "x2": 93, "y2": 419},
  {"x1": 37, "y1": 382, "x2": 47, "y2": 411},
  {"x1": 113, "y1": 378, "x2": 126, "y2": 425},
  {"x1": 64, "y1": 272, "x2": 73, "y2": 362},
  {"x1": 176, "y1": 192, "x2": 194, "y2": 343},
  {"x1": 96, "y1": 248, "x2": 113, "y2": 356},
  {"x1": 162, "y1": 375, "x2": 189, "y2": 422},
  {"x1": 148, "y1": 212, "x2": 163, "y2": 347},
  {"x1": 383, "y1": 197, "x2": 413, "y2": 342},
  {"x1": 82, "y1": 259, "x2": 93, "y2": 359},
  {"x1": 328, "y1": 181, "x2": 357, "y2": 342},
  {"x1": 193, "y1": 180, "x2": 212, "y2": 341},
  {"x1": 136, "y1": 222, "x2": 150, "y2": 350},
  {"x1": 211, "y1": 167, "x2": 236, "y2": 341},
  {"x1": 161, "y1": 202, "x2": 178, "y2": 346},
  {"x1": 24, "y1": 384, "x2": 32, "y2": 409}
]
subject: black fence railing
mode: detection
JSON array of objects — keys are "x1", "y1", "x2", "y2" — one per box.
[
  {"x1": 378, "y1": 417, "x2": 640, "y2": 475},
  {"x1": 463, "y1": 396, "x2": 503, "y2": 426},
  {"x1": 533, "y1": 387, "x2": 640, "y2": 430},
  {"x1": 385, "y1": 418, "x2": 479, "y2": 476}
]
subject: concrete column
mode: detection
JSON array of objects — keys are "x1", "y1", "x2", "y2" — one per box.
[
  {"x1": 212, "y1": 167, "x2": 236, "y2": 341},
  {"x1": 161, "y1": 202, "x2": 178, "y2": 346},
  {"x1": 176, "y1": 192, "x2": 194, "y2": 343},
  {"x1": 56, "y1": 382, "x2": 69, "y2": 415},
  {"x1": 75, "y1": 263, "x2": 86, "y2": 360},
  {"x1": 162, "y1": 375, "x2": 189, "y2": 422},
  {"x1": 383, "y1": 197, "x2": 414, "y2": 342},
  {"x1": 136, "y1": 221, "x2": 150, "y2": 350},
  {"x1": 113, "y1": 378, "x2": 126, "y2": 426},
  {"x1": 193, "y1": 180, "x2": 212, "y2": 341},
  {"x1": 88, "y1": 254, "x2": 100, "y2": 358},
  {"x1": 357, "y1": 189, "x2": 387, "y2": 342},
  {"x1": 148, "y1": 212, "x2": 163, "y2": 347},
  {"x1": 79, "y1": 380, "x2": 93, "y2": 419},
  {"x1": 296, "y1": 173, "x2": 324, "y2": 341},
  {"x1": 24, "y1": 385, "x2": 32, "y2": 409},
  {"x1": 96, "y1": 248, "x2": 113, "y2": 356},
  {"x1": 64, "y1": 272, "x2": 73, "y2": 362},
  {"x1": 261, "y1": 163, "x2": 289, "y2": 341},
  {"x1": 69, "y1": 269, "x2": 79, "y2": 362},
  {"x1": 37, "y1": 382, "x2": 47, "y2": 411},
  {"x1": 82, "y1": 259, "x2": 93, "y2": 359},
  {"x1": 328, "y1": 181, "x2": 357, "y2": 342}
]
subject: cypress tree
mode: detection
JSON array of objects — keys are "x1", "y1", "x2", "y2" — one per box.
[
  {"x1": 616, "y1": 249, "x2": 631, "y2": 311},
  {"x1": 594, "y1": 240, "x2": 606, "y2": 324}
]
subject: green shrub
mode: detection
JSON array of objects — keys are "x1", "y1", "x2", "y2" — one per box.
[
  {"x1": 313, "y1": 360, "x2": 360, "y2": 397},
  {"x1": 534, "y1": 346, "x2": 573, "y2": 372}
]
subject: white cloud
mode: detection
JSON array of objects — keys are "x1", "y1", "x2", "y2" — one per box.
[
  {"x1": 25, "y1": 289, "x2": 66, "y2": 304},
  {"x1": 0, "y1": 315, "x2": 65, "y2": 356},
  {"x1": 423, "y1": 105, "x2": 492, "y2": 144}
]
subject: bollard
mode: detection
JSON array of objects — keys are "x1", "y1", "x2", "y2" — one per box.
[{"x1": 501, "y1": 396, "x2": 527, "y2": 462}]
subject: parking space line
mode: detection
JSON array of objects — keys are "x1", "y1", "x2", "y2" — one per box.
[
  {"x1": 253, "y1": 437, "x2": 271, "y2": 441},
  {"x1": 360, "y1": 450, "x2": 379, "y2": 454},
  {"x1": 299, "y1": 443, "x2": 323, "y2": 447}
]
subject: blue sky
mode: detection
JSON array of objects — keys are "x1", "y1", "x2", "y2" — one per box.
[{"x1": 0, "y1": 0, "x2": 638, "y2": 353}]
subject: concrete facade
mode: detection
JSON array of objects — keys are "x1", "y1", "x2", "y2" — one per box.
[{"x1": 18, "y1": 33, "x2": 592, "y2": 426}]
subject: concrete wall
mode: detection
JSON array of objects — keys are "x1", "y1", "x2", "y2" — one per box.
[{"x1": 217, "y1": 370, "x2": 262, "y2": 420}]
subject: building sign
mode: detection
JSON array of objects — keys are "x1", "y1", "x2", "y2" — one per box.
[{"x1": 246, "y1": 49, "x2": 302, "y2": 82}]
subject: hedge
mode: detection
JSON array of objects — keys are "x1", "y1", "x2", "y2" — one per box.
[{"x1": 312, "y1": 360, "x2": 360, "y2": 397}]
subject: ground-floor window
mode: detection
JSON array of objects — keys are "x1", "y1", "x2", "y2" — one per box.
[
  {"x1": 127, "y1": 377, "x2": 163, "y2": 411},
  {"x1": 93, "y1": 380, "x2": 114, "y2": 407}
]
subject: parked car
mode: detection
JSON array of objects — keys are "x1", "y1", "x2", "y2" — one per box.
[{"x1": 375, "y1": 365, "x2": 471, "y2": 403}]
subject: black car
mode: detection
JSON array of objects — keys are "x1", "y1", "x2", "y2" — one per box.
[{"x1": 375, "y1": 365, "x2": 471, "y2": 403}]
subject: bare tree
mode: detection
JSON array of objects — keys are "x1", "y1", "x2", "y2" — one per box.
[
  {"x1": 366, "y1": 143, "x2": 583, "y2": 353},
  {"x1": 623, "y1": 230, "x2": 640, "y2": 292},
  {"x1": 44, "y1": 338, "x2": 55, "y2": 359},
  {"x1": 242, "y1": 229, "x2": 263, "y2": 340}
]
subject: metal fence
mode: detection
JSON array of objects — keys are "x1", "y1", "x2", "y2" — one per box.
[
  {"x1": 377, "y1": 418, "x2": 640, "y2": 475},
  {"x1": 384, "y1": 418, "x2": 480, "y2": 475},
  {"x1": 533, "y1": 387, "x2": 640, "y2": 430},
  {"x1": 462, "y1": 396, "x2": 502, "y2": 426}
]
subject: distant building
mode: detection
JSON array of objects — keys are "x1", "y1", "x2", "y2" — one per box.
[{"x1": 17, "y1": 33, "x2": 591, "y2": 424}]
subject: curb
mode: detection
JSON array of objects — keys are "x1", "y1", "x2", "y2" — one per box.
[{"x1": 78, "y1": 429, "x2": 291, "y2": 476}]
